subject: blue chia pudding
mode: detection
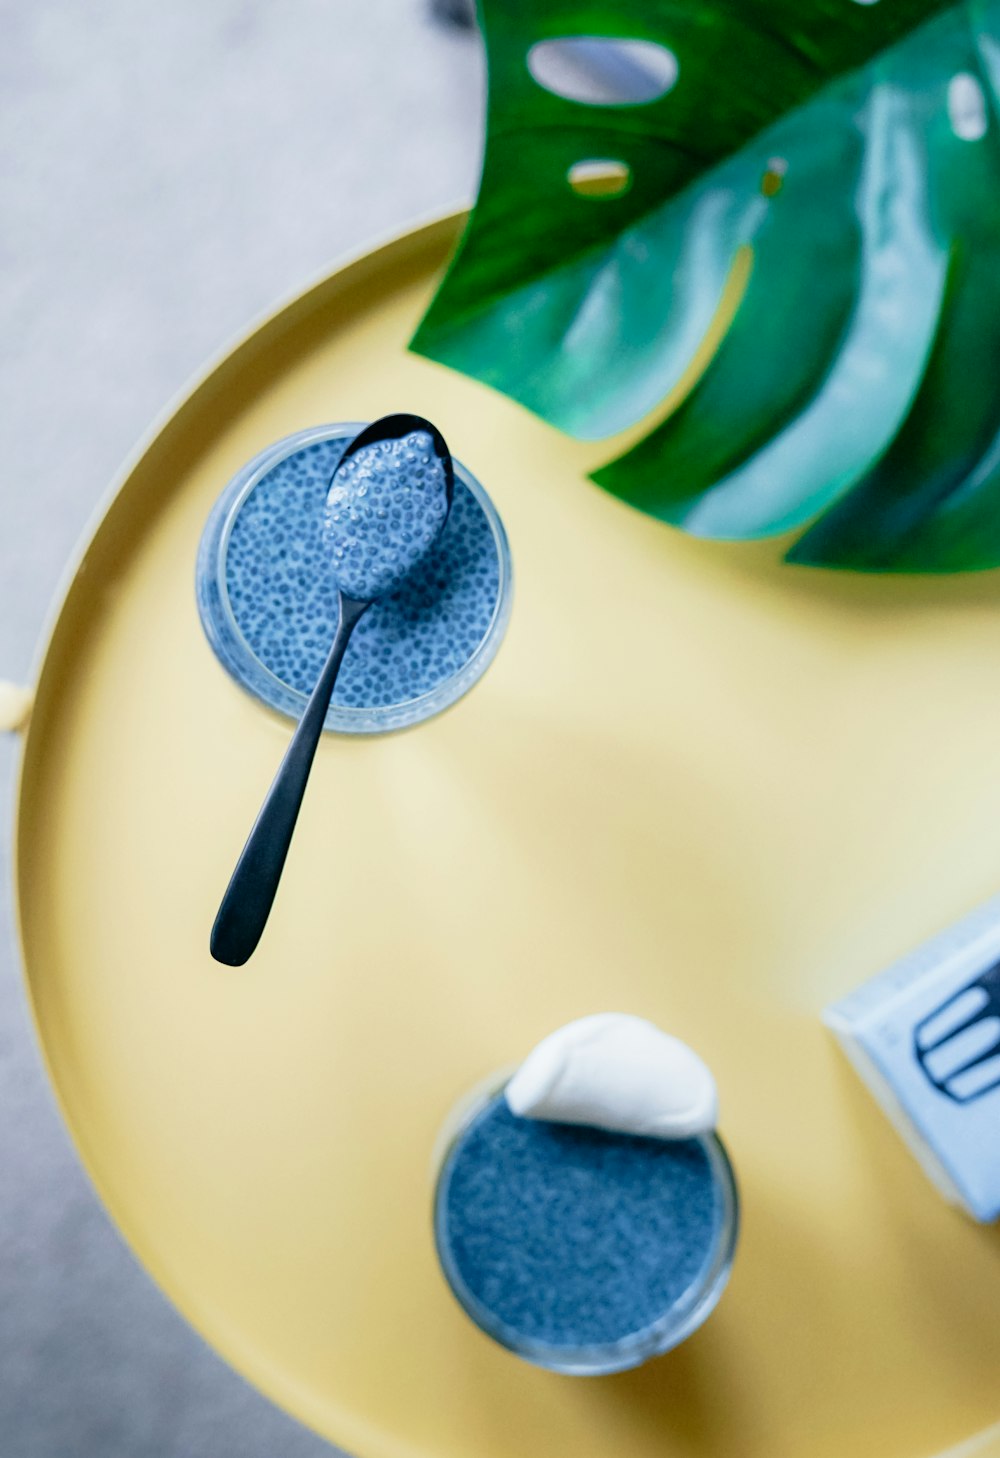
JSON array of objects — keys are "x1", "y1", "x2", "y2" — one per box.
[
  {"x1": 196, "y1": 424, "x2": 511, "y2": 734},
  {"x1": 434, "y1": 1093, "x2": 738, "y2": 1374},
  {"x1": 324, "y1": 429, "x2": 451, "y2": 602}
]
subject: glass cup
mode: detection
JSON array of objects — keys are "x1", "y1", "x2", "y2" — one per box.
[
  {"x1": 433, "y1": 1081, "x2": 739, "y2": 1376},
  {"x1": 196, "y1": 423, "x2": 513, "y2": 734}
]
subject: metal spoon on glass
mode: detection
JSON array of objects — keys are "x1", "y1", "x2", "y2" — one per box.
[{"x1": 210, "y1": 413, "x2": 454, "y2": 966}]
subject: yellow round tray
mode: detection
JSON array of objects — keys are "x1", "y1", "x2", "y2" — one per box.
[{"x1": 12, "y1": 214, "x2": 1000, "y2": 1458}]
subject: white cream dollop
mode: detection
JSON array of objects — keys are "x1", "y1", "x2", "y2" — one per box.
[{"x1": 505, "y1": 1013, "x2": 718, "y2": 1140}]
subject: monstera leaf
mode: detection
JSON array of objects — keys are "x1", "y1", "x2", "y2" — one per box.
[{"x1": 411, "y1": 0, "x2": 1000, "y2": 571}]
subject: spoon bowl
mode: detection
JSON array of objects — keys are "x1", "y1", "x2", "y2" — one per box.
[{"x1": 325, "y1": 414, "x2": 455, "y2": 604}]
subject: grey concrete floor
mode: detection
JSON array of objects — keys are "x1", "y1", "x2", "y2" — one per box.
[{"x1": 0, "y1": 4, "x2": 482, "y2": 1453}]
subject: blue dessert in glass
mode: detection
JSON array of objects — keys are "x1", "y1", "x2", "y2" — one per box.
[
  {"x1": 196, "y1": 423, "x2": 512, "y2": 734},
  {"x1": 434, "y1": 1086, "x2": 738, "y2": 1375}
]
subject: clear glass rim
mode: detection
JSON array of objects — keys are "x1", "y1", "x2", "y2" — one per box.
[
  {"x1": 199, "y1": 423, "x2": 513, "y2": 735},
  {"x1": 432, "y1": 1081, "x2": 740, "y2": 1377}
]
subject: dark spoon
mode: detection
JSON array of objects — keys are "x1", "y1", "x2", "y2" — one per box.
[{"x1": 210, "y1": 413, "x2": 454, "y2": 966}]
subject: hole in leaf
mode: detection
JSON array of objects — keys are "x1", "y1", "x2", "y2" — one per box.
[
  {"x1": 567, "y1": 159, "x2": 632, "y2": 198},
  {"x1": 761, "y1": 156, "x2": 788, "y2": 197},
  {"x1": 948, "y1": 73, "x2": 989, "y2": 141},
  {"x1": 528, "y1": 37, "x2": 678, "y2": 107},
  {"x1": 851, "y1": 0, "x2": 881, "y2": 7}
]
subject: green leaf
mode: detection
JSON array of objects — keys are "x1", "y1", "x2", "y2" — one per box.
[{"x1": 411, "y1": 0, "x2": 1000, "y2": 572}]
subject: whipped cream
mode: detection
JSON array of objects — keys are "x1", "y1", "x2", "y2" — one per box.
[{"x1": 505, "y1": 1014, "x2": 718, "y2": 1140}]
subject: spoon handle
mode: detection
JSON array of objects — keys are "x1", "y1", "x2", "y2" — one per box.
[{"x1": 211, "y1": 595, "x2": 369, "y2": 966}]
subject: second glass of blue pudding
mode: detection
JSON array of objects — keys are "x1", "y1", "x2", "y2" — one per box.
[
  {"x1": 434, "y1": 1086, "x2": 739, "y2": 1375},
  {"x1": 196, "y1": 423, "x2": 512, "y2": 734}
]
